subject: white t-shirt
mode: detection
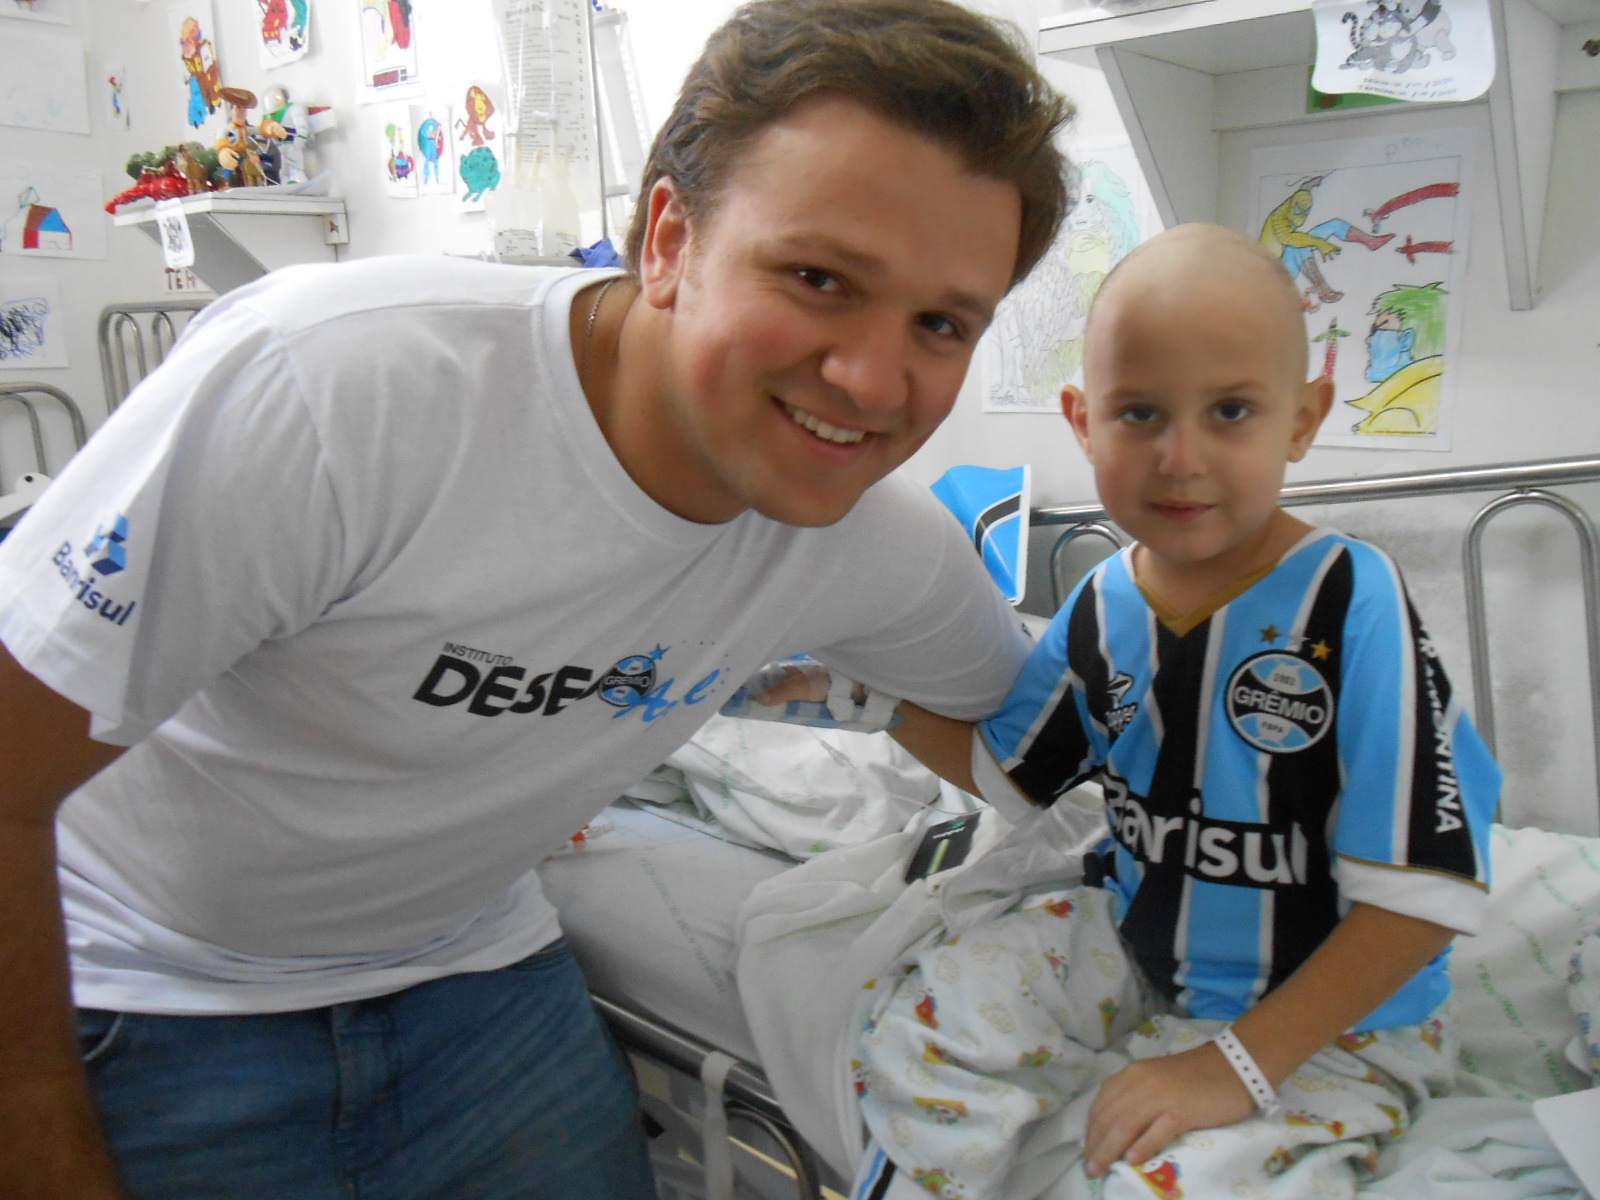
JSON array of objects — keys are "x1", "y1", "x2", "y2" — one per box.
[{"x1": 0, "y1": 257, "x2": 1029, "y2": 1015}]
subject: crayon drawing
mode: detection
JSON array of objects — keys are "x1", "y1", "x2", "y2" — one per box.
[
  {"x1": 168, "y1": 0, "x2": 224, "y2": 134},
  {"x1": 258, "y1": 0, "x2": 313, "y2": 69},
  {"x1": 982, "y1": 140, "x2": 1160, "y2": 413},
  {"x1": 454, "y1": 83, "x2": 506, "y2": 211},
  {"x1": 0, "y1": 26, "x2": 91, "y2": 134},
  {"x1": 357, "y1": 0, "x2": 421, "y2": 99},
  {"x1": 1250, "y1": 129, "x2": 1474, "y2": 450},
  {"x1": 0, "y1": 161, "x2": 107, "y2": 260},
  {"x1": 0, "y1": 276, "x2": 67, "y2": 370}
]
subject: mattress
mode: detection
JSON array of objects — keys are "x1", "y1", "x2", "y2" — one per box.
[{"x1": 539, "y1": 800, "x2": 793, "y2": 1065}]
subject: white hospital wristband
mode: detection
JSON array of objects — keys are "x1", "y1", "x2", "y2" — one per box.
[{"x1": 1211, "y1": 1026, "x2": 1280, "y2": 1113}]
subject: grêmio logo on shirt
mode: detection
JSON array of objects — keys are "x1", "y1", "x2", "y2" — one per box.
[{"x1": 410, "y1": 641, "x2": 722, "y2": 724}]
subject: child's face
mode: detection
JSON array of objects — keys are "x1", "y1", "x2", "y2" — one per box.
[{"x1": 1063, "y1": 258, "x2": 1331, "y2": 590}]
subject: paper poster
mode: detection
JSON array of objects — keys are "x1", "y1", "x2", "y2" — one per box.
[
  {"x1": 0, "y1": 161, "x2": 108, "y2": 261},
  {"x1": 168, "y1": 0, "x2": 225, "y2": 136},
  {"x1": 0, "y1": 26, "x2": 90, "y2": 134},
  {"x1": 982, "y1": 140, "x2": 1162, "y2": 414},
  {"x1": 1250, "y1": 129, "x2": 1475, "y2": 450},
  {"x1": 411, "y1": 103, "x2": 455, "y2": 196},
  {"x1": 0, "y1": 274, "x2": 68, "y2": 370},
  {"x1": 1, "y1": 0, "x2": 73, "y2": 23},
  {"x1": 1312, "y1": 0, "x2": 1495, "y2": 103},
  {"x1": 258, "y1": 0, "x2": 313, "y2": 68},
  {"x1": 356, "y1": 0, "x2": 422, "y2": 101},
  {"x1": 381, "y1": 105, "x2": 419, "y2": 198},
  {"x1": 454, "y1": 82, "x2": 507, "y2": 211}
]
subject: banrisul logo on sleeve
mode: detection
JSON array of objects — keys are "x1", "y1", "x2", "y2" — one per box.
[{"x1": 49, "y1": 514, "x2": 138, "y2": 627}]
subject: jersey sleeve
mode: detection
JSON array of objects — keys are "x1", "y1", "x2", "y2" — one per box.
[
  {"x1": 1331, "y1": 543, "x2": 1501, "y2": 934},
  {"x1": 972, "y1": 573, "x2": 1107, "y2": 829},
  {"x1": 0, "y1": 298, "x2": 349, "y2": 745},
  {"x1": 799, "y1": 476, "x2": 1032, "y2": 722}
]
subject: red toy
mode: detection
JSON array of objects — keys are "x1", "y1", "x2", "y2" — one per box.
[{"x1": 105, "y1": 167, "x2": 189, "y2": 214}]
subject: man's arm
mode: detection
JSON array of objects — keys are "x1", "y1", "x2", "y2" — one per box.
[
  {"x1": 0, "y1": 644, "x2": 127, "y2": 1198},
  {"x1": 1083, "y1": 901, "x2": 1455, "y2": 1177}
]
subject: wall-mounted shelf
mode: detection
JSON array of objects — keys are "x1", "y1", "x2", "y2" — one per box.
[
  {"x1": 1041, "y1": 0, "x2": 1600, "y2": 309},
  {"x1": 112, "y1": 192, "x2": 350, "y2": 295}
]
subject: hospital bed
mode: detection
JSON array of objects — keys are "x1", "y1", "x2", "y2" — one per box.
[
  {"x1": 540, "y1": 453, "x2": 1600, "y2": 1200},
  {"x1": 97, "y1": 298, "x2": 209, "y2": 413},
  {"x1": 0, "y1": 382, "x2": 88, "y2": 528}
]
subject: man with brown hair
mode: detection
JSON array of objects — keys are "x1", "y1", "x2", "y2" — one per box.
[{"x1": 0, "y1": 2, "x2": 1072, "y2": 1196}]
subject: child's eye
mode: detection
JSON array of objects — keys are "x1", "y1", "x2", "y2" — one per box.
[
  {"x1": 1215, "y1": 400, "x2": 1252, "y2": 422},
  {"x1": 795, "y1": 267, "x2": 841, "y2": 293},
  {"x1": 916, "y1": 312, "x2": 963, "y2": 340},
  {"x1": 1119, "y1": 405, "x2": 1161, "y2": 425}
]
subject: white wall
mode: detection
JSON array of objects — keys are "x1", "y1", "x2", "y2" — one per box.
[{"x1": 4, "y1": 0, "x2": 1595, "y2": 831}]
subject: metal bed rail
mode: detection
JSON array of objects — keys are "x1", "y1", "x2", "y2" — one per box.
[
  {"x1": 97, "y1": 299, "x2": 209, "y2": 413},
  {"x1": 0, "y1": 383, "x2": 88, "y2": 513},
  {"x1": 595, "y1": 995, "x2": 826, "y2": 1200},
  {"x1": 1036, "y1": 454, "x2": 1600, "y2": 816}
]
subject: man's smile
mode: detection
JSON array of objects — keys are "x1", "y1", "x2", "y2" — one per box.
[{"x1": 780, "y1": 399, "x2": 868, "y2": 446}]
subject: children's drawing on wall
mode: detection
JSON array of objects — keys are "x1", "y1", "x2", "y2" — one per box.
[
  {"x1": 104, "y1": 63, "x2": 131, "y2": 129},
  {"x1": 357, "y1": 0, "x2": 421, "y2": 100},
  {"x1": 381, "y1": 106, "x2": 419, "y2": 198},
  {"x1": 0, "y1": 25, "x2": 91, "y2": 134},
  {"x1": 257, "y1": 0, "x2": 312, "y2": 69},
  {"x1": 2, "y1": 0, "x2": 72, "y2": 23},
  {"x1": 0, "y1": 162, "x2": 107, "y2": 260},
  {"x1": 1250, "y1": 129, "x2": 1473, "y2": 450},
  {"x1": 455, "y1": 83, "x2": 505, "y2": 211},
  {"x1": 1311, "y1": 0, "x2": 1493, "y2": 102},
  {"x1": 0, "y1": 275, "x2": 68, "y2": 370},
  {"x1": 981, "y1": 140, "x2": 1159, "y2": 413},
  {"x1": 411, "y1": 103, "x2": 455, "y2": 196},
  {"x1": 168, "y1": 1, "x2": 223, "y2": 134}
]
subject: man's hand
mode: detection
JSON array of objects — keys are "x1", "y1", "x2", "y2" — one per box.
[{"x1": 1083, "y1": 1041, "x2": 1256, "y2": 1178}]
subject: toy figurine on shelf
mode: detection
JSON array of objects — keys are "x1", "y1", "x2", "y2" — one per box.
[
  {"x1": 215, "y1": 86, "x2": 267, "y2": 190},
  {"x1": 262, "y1": 86, "x2": 335, "y2": 186},
  {"x1": 175, "y1": 142, "x2": 217, "y2": 195},
  {"x1": 105, "y1": 149, "x2": 190, "y2": 213}
]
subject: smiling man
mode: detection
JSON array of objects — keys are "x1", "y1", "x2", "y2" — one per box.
[{"x1": 0, "y1": 2, "x2": 1072, "y2": 1196}]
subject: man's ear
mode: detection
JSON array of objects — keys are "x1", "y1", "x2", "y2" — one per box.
[
  {"x1": 638, "y1": 178, "x2": 690, "y2": 310},
  {"x1": 1290, "y1": 374, "x2": 1335, "y2": 461},
  {"x1": 1061, "y1": 385, "x2": 1093, "y2": 458}
]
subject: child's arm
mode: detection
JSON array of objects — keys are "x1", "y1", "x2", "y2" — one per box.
[
  {"x1": 1083, "y1": 901, "x2": 1455, "y2": 1178},
  {"x1": 886, "y1": 700, "x2": 980, "y2": 794}
]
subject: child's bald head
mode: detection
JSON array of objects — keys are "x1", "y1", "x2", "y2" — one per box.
[{"x1": 1087, "y1": 223, "x2": 1311, "y2": 388}]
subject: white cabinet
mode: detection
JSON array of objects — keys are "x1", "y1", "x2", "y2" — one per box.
[{"x1": 1040, "y1": 0, "x2": 1600, "y2": 307}]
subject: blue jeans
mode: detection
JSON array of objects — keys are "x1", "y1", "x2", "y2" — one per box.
[{"x1": 76, "y1": 938, "x2": 657, "y2": 1199}]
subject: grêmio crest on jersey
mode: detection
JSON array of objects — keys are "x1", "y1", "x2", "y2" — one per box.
[{"x1": 1225, "y1": 650, "x2": 1334, "y2": 754}]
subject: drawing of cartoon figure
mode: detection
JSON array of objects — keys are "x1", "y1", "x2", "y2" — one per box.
[
  {"x1": 1348, "y1": 281, "x2": 1447, "y2": 435},
  {"x1": 459, "y1": 146, "x2": 501, "y2": 202},
  {"x1": 457, "y1": 86, "x2": 496, "y2": 148},
  {"x1": 109, "y1": 76, "x2": 124, "y2": 119},
  {"x1": 386, "y1": 124, "x2": 415, "y2": 184},
  {"x1": 1259, "y1": 175, "x2": 1395, "y2": 311},
  {"x1": 179, "y1": 15, "x2": 223, "y2": 129},
  {"x1": 1343, "y1": 0, "x2": 1455, "y2": 73},
  {"x1": 417, "y1": 114, "x2": 445, "y2": 184}
]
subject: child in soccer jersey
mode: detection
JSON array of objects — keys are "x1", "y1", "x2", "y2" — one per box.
[{"x1": 839, "y1": 224, "x2": 1503, "y2": 1200}]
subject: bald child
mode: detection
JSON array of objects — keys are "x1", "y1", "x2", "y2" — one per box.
[{"x1": 842, "y1": 225, "x2": 1501, "y2": 1200}]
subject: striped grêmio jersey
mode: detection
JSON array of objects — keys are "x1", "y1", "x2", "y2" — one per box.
[{"x1": 976, "y1": 531, "x2": 1501, "y2": 1027}]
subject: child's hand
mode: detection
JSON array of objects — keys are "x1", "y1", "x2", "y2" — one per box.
[{"x1": 1084, "y1": 1040, "x2": 1257, "y2": 1178}]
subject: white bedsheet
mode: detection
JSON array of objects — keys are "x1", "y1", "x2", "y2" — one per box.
[{"x1": 539, "y1": 802, "x2": 792, "y2": 1063}]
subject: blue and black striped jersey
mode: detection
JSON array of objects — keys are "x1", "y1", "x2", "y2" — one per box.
[{"x1": 976, "y1": 530, "x2": 1501, "y2": 1027}]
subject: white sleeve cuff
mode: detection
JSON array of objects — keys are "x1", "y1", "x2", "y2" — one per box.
[
  {"x1": 1333, "y1": 856, "x2": 1490, "y2": 935},
  {"x1": 971, "y1": 734, "x2": 1048, "y2": 831}
]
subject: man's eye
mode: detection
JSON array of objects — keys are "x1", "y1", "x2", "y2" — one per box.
[
  {"x1": 917, "y1": 313, "x2": 961, "y2": 339},
  {"x1": 796, "y1": 267, "x2": 840, "y2": 292}
]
